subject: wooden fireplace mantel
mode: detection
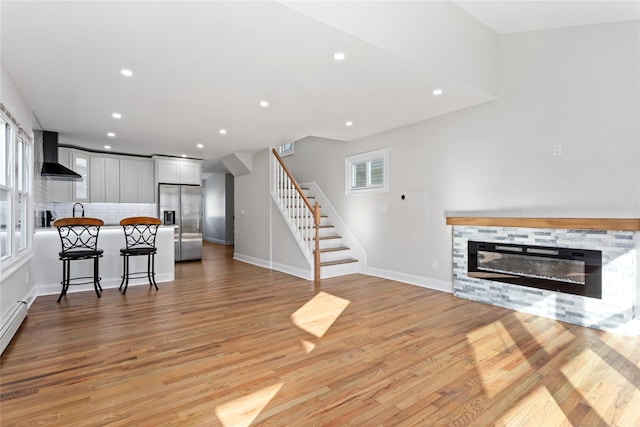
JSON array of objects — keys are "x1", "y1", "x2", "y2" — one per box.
[{"x1": 445, "y1": 217, "x2": 640, "y2": 231}]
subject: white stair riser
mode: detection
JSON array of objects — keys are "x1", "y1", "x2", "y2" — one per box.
[
  {"x1": 320, "y1": 261, "x2": 361, "y2": 278},
  {"x1": 300, "y1": 227, "x2": 335, "y2": 238},
  {"x1": 320, "y1": 250, "x2": 351, "y2": 263},
  {"x1": 315, "y1": 238, "x2": 344, "y2": 250}
]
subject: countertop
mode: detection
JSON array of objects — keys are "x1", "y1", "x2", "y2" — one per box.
[{"x1": 35, "y1": 224, "x2": 178, "y2": 232}]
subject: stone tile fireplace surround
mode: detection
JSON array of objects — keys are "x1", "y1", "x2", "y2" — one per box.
[{"x1": 447, "y1": 218, "x2": 640, "y2": 336}]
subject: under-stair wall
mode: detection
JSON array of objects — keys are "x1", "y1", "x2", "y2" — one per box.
[{"x1": 233, "y1": 148, "x2": 312, "y2": 279}]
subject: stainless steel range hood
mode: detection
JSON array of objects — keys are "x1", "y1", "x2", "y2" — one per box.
[{"x1": 41, "y1": 131, "x2": 82, "y2": 181}]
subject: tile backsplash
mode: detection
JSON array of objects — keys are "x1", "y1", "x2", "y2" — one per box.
[{"x1": 38, "y1": 202, "x2": 156, "y2": 225}]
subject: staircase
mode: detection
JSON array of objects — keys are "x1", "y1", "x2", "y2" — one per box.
[
  {"x1": 297, "y1": 186, "x2": 360, "y2": 277},
  {"x1": 271, "y1": 149, "x2": 362, "y2": 281}
]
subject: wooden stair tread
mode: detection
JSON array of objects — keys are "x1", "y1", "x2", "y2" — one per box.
[
  {"x1": 299, "y1": 225, "x2": 334, "y2": 229},
  {"x1": 317, "y1": 245, "x2": 350, "y2": 253},
  {"x1": 320, "y1": 258, "x2": 359, "y2": 267},
  {"x1": 306, "y1": 235, "x2": 341, "y2": 241}
]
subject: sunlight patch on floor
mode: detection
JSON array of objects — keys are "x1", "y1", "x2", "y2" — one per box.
[
  {"x1": 215, "y1": 382, "x2": 283, "y2": 427},
  {"x1": 560, "y1": 347, "x2": 640, "y2": 426},
  {"x1": 300, "y1": 339, "x2": 316, "y2": 354},
  {"x1": 291, "y1": 291, "x2": 350, "y2": 338},
  {"x1": 495, "y1": 384, "x2": 572, "y2": 427},
  {"x1": 466, "y1": 321, "x2": 531, "y2": 398}
]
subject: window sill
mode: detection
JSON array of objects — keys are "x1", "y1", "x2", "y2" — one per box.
[{"x1": 1, "y1": 250, "x2": 33, "y2": 280}]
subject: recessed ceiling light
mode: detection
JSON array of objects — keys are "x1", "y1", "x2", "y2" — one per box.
[
  {"x1": 333, "y1": 52, "x2": 346, "y2": 61},
  {"x1": 181, "y1": 154, "x2": 187, "y2": 158},
  {"x1": 345, "y1": 121, "x2": 353, "y2": 127},
  {"x1": 219, "y1": 129, "x2": 227, "y2": 135},
  {"x1": 104, "y1": 145, "x2": 111, "y2": 150},
  {"x1": 432, "y1": 88, "x2": 443, "y2": 96},
  {"x1": 112, "y1": 112, "x2": 122, "y2": 119},
  {"x1": 120, "y1": 69, "x2": 133, "y2": 77},
  {"x1": 196, "y1": 143, "x2": 204, "y2": 149},
  {"x1": 107, "y1": 132, "x2": 116, "y2": 138},
  {"x1": 259, "y1": 100, "x2": 269, "y2": 108}
]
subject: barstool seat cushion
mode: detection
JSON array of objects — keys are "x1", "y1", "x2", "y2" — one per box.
[
  {"x1": 59, "y1": 248, "x2": 104, "y2": 259},
  {"x1": 120, "y1": 245, "x2": 157, "y2": 255}
]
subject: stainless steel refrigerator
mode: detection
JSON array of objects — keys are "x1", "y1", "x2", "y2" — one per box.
[{"x1": 159, "y1": 184, "x2": 203, "y2": 261}]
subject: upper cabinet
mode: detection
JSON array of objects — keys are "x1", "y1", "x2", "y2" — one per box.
[
  {"x1": 49, "y1": 147, "x2": 155, "y2": 203},
  {"x1": 120, "y1": 158, "x2": 155, "y2": 203},
  {"x1": 90, "y1": 156, "x2": 120, "y2": 203},
  {"x1": 154, "y1": 156, "x2": 202, "y2": 185}
]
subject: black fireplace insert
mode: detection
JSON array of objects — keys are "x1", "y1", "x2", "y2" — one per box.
[{"x1": 467, "y1": 241, "x2": 602, "y2": 299}]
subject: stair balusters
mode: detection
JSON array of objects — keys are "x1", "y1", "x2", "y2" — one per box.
[{"x1": 271, "y1": 148, "x2": 321, "y2": 283}]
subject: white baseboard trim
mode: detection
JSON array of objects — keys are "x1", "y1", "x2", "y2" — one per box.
[
  {"x1": 233, "y1": 253, "x2": 271, "y2": 270},
  {"x1": 362, "y1": 266, "x2": 452, "y2": 293},
  {"x1": 271, "y1": 261, "x2": 312, "y2": 281},
  {"x1": 233, "y1": 253, "x2": 313, "y2": 280},
  {"x1": 204, "y1": 237, "x2": 233, "y2": 245},
  {"x1": 34, "y1": 272, "x2": 175, "y2": 297}
]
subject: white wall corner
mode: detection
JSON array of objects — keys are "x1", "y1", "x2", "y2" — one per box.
[
  {"x1": 271, "y1": 261, "x2": 313, "y2": 281},
  {"x1": 233, "y1": 252, "x2": 271, "y2": 270}
]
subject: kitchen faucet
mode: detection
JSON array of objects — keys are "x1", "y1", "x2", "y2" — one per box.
[{"x1": 72, "y1": 202, "x2": 85, "y2": 217}]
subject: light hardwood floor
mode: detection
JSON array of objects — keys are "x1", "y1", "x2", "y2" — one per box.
[{"x1": 1, "y1": 242, "x2": 639, "y2": 426}]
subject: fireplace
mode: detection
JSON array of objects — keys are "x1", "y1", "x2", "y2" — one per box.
[
  {"x1": 467, "y1": 241, "x2": 602, "y2": 299},
  {"x1": 448, "y1": 218, "x2": 639, "y2": 335}
]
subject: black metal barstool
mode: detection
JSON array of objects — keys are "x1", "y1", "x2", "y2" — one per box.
[
  {"x1": 119, "y1": 216, "x2": 161, "y2": 294},
  {"x1": 53, "y1": 217, "x2": 104, "y2": 302}
]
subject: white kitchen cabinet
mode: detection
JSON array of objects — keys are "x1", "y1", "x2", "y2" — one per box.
[
  {"x1": 138, "y1": 160, "x2": 155, "y2": 203},
  {"x1": 50, "y1": 147, "x2": 72, "y2": 202},
  {"x1": 91, "y1": 156, "x2": 120, "y2": 203},
  {"x1": 119, "y1": 159, "x2": 138, "y2": 203},
  {"x1": 120, "y1": 159, "x2": 155, "y2": 203},
  {"x1": 72, "y1": 152, "x2": 90, "y2": 202},
  {"x1": 155, "y1": 157, "x2": 201, "y2": 185}
]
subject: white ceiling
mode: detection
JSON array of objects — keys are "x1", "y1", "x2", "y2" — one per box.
[
  {"x1": 453, "y1": 0, "x2": 639, "y2": 34},
  {"x1": 1, "y1": 1, "x2": 637, "y2": 173}
]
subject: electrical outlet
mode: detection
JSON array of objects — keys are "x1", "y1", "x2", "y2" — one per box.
[
  {"x1": 553, "y1": 144, "x2": 562, "y2": 156},
  {"x1": 431, "y1": 259, "x2": 438, "y2": 269}
]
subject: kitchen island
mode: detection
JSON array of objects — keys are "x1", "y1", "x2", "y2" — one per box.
[{"x1": 33, "y1": 225, "x2": 175, "y2": 296}]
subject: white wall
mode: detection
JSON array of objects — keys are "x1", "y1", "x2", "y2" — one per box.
[
  {"x1": 1, "y1": 63, "x2": 36, "y2": 320},
  {"x1": 281, "y1": 21, "x2": 639, "y2": 289},
  {"x1": 1, "y1": 63, "x2": 33, "y2": 132},
  {"x1": 234, "y1": 149, "x2": 311, "y2": 278},
  {"x1": 234, "y1": 149, "x2": 271, "y2": 263}
]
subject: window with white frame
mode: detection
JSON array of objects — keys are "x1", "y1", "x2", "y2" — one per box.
[
  {"x1": 0, "y1": 109, "x2": 33, "y2": 270},
  {"x1": 345, "y1": 148, "x2": 389, "y2": 194},
  {"x1": 277, "y1": 142, "x2": 294, "y2": 157}
]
